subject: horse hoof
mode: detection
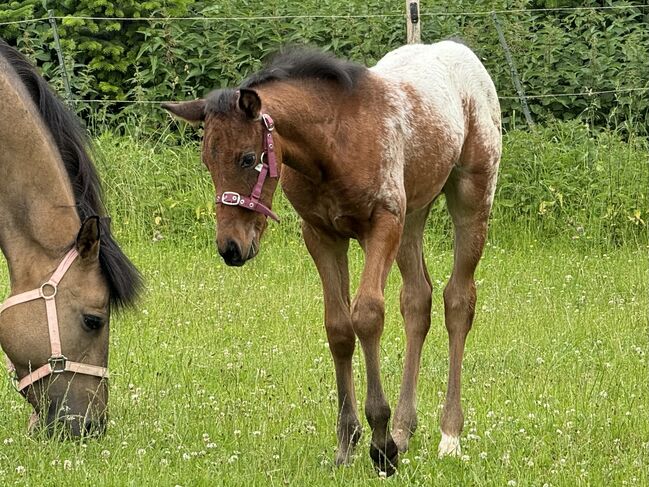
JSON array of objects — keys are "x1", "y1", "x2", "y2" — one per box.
[
  {"x1": 392, "y1": 428, "x2": 411, "y2": 453},
  {"x1": 438, "y1": 432, "x2": 461, "y2": 458},
  {"x1": 369, "y1": 438, "x2": 399, "y2": 477}
]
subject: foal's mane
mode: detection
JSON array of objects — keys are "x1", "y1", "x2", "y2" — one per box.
[
  {"x1": 206, "y1": 46, "x2": 367, "y2": 114},
  {"x1": 0, "y1": 40, "x2": 142, "y2": 310}
]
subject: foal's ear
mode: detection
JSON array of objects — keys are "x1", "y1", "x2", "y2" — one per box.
[
  {"x1": 76, "y1": 216, "x2": 101, "y2": 262},
  {"x1": 238, "y1": 89, "x2": 262, "y2": 120},
  {"x1": 161, "y1": 99, "x2": 206, "y2": 124}
]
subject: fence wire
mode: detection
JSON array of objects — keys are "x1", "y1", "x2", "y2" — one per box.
[
  {"x1": 1, "y1": 5, "x2": 648, "y2": 107},
  {"x1": 1, "y1": 4, "x2": 648, "y2": 26}
]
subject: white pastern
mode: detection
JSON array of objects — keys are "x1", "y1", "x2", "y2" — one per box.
[{"x1": 438, "y1": 431, "x2": 461, "y2": 458}]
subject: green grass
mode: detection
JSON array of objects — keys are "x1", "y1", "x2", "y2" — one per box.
[
  {"x1": 0, "y1": 234, "x2": 647, "y2": 486},
  {"x1": 0, "y1": 125, "x2": 647, "y2": 485}
]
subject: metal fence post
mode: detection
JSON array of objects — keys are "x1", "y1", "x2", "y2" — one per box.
[
  {"x1": 490, "y1": 11, "x2": 534, "y2": 127},
  {"x1": 406, "y1": 0, "x2": 421, "y2": 44},
  {"x1": 45, "y1": 8, "x2": 73, "y2": 104}
]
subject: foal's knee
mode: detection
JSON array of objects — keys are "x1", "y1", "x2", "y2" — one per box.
[
  {"x1": 351, "y1": 293, "x2": 385, "y2": 340},
  {"x1": 325, "y1": 320, "x2": 356, "y2": 359},
  {"x1": 443, "y1": 279, "x2": 477, "y2": 333}
]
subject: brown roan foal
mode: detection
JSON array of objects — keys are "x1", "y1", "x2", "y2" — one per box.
[
  {"x1": 163, "y1": 41, "x2": 501, "y2": 475},
  {"x1": 0, "y1": 40, "x2": 141, "y2": 437}
]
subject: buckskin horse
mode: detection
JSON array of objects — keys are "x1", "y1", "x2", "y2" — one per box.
[
  {"x1": 0, "y1": 40, "x2": 142, "y2": 437},
  {"x1": 163, "y1": 40, "x2": 501, "y2": 475}
]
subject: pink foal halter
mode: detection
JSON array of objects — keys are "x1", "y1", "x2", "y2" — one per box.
[
  {"x1": 216, "y1": 113, "x2": 280, "y2": 222},
  {"x1": 0, "y1": 248, "x2": 108, "y2": 392}
]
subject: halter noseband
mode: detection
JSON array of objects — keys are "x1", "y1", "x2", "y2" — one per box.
[
  {"x1": 215, "y1": 113, "x2": 280, "y2": 222},
  {"x1": 0, "y1": 248, "x2": 108, "y2": 392}
]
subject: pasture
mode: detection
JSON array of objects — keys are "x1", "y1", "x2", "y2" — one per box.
[{"x1": 0, "y1": 126, "x2": 647, "y2": 486}]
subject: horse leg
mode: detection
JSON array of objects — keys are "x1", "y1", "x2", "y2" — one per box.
[
  {"x1": 438, "y1": 166, "x2": 496, "y2": 458},
  {"x1": 392, "y1": 205, "x2": 432, "y2": 453},
  {"x1": 352, "y1": 209, "x2": 403, "y2": 476},
  {"x1": 302, "y1": 222, "x2": 362, "y2": 465}
]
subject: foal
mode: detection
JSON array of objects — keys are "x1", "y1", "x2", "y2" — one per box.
[{"x1": 164, "y1": 40, "x2": 501, "y2": 475}]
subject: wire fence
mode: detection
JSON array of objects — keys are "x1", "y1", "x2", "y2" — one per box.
[
  {"x1": 2, "y1": 3, "x2": 648, "y2": 25},
  {"x1": 2, "y1": 3, "x2": 648, "y2": 125}
]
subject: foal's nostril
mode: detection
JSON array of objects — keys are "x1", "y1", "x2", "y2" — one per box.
[{"x1": 219, "y1": 239, "x2": 245, "y2": 266}]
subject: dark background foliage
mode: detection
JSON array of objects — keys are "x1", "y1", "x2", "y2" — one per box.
[{"x1": 1, "y1": 0, "x2": 647, "y2": 133}]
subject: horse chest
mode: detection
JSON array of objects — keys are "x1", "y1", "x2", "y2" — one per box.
[{"x1": 286, "y1": 183, "x2": 371, "y2": 238}]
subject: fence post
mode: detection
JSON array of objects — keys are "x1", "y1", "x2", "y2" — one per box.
[
  {"x1": 45, "y1": 7, "x2": 73, "y2": 104},
  {"x1": 406, "y1": 0, "x2": 421, "y2": 44},
  {"x1": 490, "y1": 11, "x2": 534, "y2": 127}
]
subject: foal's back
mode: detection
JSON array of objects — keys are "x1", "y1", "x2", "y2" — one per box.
[{"x1": 369, "y1": 40, "x2": 501, "y2": 211}]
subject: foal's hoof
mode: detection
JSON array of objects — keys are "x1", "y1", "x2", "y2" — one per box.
[
  {"x1": 392, "y1": 428, "x2": 412, "y2": 453},
  {"x1": 369, "y1": 438, "x2": 399, "y2": 477}
]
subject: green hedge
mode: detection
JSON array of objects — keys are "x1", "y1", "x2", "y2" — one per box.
[{"x1": 1, "y1": 1, "x2": 648, "y2": 134}]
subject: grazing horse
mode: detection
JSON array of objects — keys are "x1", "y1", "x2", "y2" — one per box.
[
  {"x1": 0, "y1": 40, "x2": 142, "y2": 437},
  {"x1": 163, "y1": 40, "x2": 501, "y2": 475}
]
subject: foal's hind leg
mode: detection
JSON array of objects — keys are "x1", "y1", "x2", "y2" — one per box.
[
  {"x1": 302, "y1": 222, "x2": 362, "y2": 465},
  {"x1": 392, "y1": 205, "x2": 432, "y2": 453},
  {"x1": 438, "y1": 165, "x2": 497, "y2": 458}
]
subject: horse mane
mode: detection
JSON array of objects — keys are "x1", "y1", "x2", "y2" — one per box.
[
  {"x1": 206, "y1": 46, "x2": 367, "y2": 114},
  {"x1": 0, "y1": 40, "x2": 142, "y2": 310}
]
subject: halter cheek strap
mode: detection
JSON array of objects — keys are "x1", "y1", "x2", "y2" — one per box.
[
  {"x1": 0, "y1": 248, "x2": 108, "y2": 392},
  {"x1": 216, "y1": 113, "x2": 280, "y2": 222}
]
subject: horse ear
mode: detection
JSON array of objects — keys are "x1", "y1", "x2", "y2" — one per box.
[
  {"x1": 76, "y1": 216, "x2": 101, "y2": 262},
  {"x1": 238, "y1": 89, "x2": 262, "y2": 119},
  {"x1": 161, "y1": 99, "x2": 206, "y2": 124}
]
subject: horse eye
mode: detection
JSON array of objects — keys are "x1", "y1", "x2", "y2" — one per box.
[
  {"x1": 239, "y1": 152, "x2": 257, "y2": 169},
  {"x1": 83, "y1": 315, "x2": 105, "y2": 331}
]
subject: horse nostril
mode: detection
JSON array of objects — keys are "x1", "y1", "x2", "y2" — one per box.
[{"x1": 219, "y1": 240, "x2": 244, "y2": 266}]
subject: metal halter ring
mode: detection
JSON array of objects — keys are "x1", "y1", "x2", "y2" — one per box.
[
  {"x1": 48, "y1": 355, "x2": 67, "y2": 374},
  {"x1": 39, "y1": 282, "x2": 57, "y2": 300}
]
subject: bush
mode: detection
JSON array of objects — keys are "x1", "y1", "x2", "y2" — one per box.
[{"x1": 1, "y1": 1, "x2": 647, "y2": 134}]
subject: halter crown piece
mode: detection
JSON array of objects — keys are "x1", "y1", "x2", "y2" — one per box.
[
  {"x1": 215, "y1": 113, "x2": 280, "y2": 222},
  {"x1": 0, "y1": 248, "x2": 108, "y2": 392}
]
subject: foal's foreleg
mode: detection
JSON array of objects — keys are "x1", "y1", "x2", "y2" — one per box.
[
  {"x1": 392, "y1": 205, "x2": 432, "y2": 453},
  {"x1": 353, "y1": 210, "x2": 403, "y2": 476},
  {"x1": 302, "y1": 222, "x2": 361, "y2": 465}
]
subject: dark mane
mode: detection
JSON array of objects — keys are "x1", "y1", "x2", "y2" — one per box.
[
  {"x1": 206, "y1": 46, "x2": 367, "y2": 115},
  {"x1": 0, "y1": 40, "x2": 142, "y2": 310}
]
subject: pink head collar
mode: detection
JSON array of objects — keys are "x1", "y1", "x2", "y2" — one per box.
[
  {"x1": 216, "y1": 113, "x2": 280, "y2": 222},
  {"x1": 1, "y1": 248, "x2": 108, "y2": 392}
]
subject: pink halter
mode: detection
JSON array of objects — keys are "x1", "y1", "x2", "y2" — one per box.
[
  {"x1": 0, "y1": 248, "x2": 108, "y2": 392},
  {"x1": 216, "y1": 113, "x2": 280, "y2": 222}
]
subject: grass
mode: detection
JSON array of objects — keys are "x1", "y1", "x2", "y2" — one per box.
[
  {"x1": 0, "y1": 233, "x2": 647, "y2": 485},
  {"x1": 0, "y1": 125, "x2": 647, "y2": 485}
]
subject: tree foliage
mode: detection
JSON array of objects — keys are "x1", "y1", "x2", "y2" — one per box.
[{"x1": 1, "y1": 0, "x2": 647, "y2": 133}]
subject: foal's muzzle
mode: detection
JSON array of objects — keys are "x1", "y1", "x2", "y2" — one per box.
[{"x1": 219, "y1": 240, "x2": 245, "y2": 267}]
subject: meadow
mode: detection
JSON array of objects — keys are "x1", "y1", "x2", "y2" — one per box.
[{"x1": 0, "y1": 122, "x2": 647, "y2": 486}]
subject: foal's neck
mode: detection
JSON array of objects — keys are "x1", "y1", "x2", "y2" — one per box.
[
  {"x1": 0, "y1": 74, "x2": 80, "y2": 290},
  {"x1": 257, "y1": 81, "x2": 357, "y2": 182}
]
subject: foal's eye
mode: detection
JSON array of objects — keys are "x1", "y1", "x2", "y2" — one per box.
[
  {"x1": 239, "y1": 152, "x2": 257, "y2": 169},
  {"x1": 82, "y1": 315, "x2": 105, "y2": 331}
]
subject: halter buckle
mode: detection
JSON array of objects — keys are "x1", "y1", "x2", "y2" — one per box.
[
  {"x1": 262, "y1": 114, "x2": 275, "y2": 131},
  {"x1": 221, "y1": 192, "x2": 241, "y2": 206},
  {"x1": 39, "y1": 281, "x2": 57, "y2": 300},
  {"x1": 48, "y1": 355, "x2": 67, "y2": 374}
]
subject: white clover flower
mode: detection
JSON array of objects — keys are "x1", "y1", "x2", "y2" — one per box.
[{"x1": 101, "y1": 449, "x2": 111, "y2": 459}]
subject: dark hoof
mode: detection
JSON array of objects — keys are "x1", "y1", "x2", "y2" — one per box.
[{"x1": 369, "y1": 438, "x2": 399, "y2": 477}]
